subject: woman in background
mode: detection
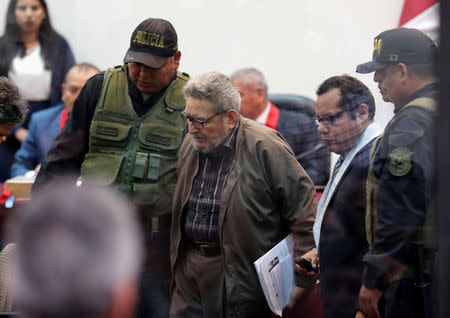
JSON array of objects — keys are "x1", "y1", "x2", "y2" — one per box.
[{"x1": 0, "y1": 0, "x2": 75, "y2": 181}]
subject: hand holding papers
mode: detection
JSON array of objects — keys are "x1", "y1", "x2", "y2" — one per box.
[{"x1": 254, "y1": 234, "x2": 295, "y2": 317}]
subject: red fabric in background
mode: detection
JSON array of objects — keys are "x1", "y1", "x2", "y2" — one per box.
[
  {"x1": 273, "y1": 283, "x2": 324, "y2": 318},
  {"x1": 59, "y1": 108, "x2": 69, "y2": 130},
  {"x1": 266, "y1": 103, "x2": 280, "y2": 130},
  {"x1": 399, "y1": 0, "x2": 438, "y2": 25}
]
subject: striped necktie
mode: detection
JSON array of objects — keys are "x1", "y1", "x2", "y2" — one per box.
[{"x1": 331, "y1": 155, "x2": 345, "y2": 182}]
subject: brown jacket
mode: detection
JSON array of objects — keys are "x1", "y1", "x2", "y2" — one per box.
[{"x1": 170, "y1": 117, "x2": 316, "y2": 317}]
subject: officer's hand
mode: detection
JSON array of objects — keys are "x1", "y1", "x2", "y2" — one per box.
[
  {"x1": 355, "y1": 310, "x2": 366, "y2": 318},
  {"x1": 358, "y1": 284, "x2": 382, "y2": 318}
]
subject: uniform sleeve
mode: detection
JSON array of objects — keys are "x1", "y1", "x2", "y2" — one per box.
[
  {"x1": 32, "y1": 73, "x2": 104, "y2": 193},
  {"x1": 362, "y1": 110, "x2": 434, "y2": 290}
]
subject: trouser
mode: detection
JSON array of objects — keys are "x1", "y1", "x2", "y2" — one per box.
[
  {"x1": 378, "y1": 278, "x2": 435, "y2": 318},
  {"x1": 170, "y1": 241, "x2": 224, "y2": 318},
  {"x1": 134, "y1": 214, "x2": 172, "y2": 318}
]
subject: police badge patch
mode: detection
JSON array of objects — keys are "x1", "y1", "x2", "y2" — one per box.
[{"x1": 388, "y1": 147, "x2": 413, "y2": 176}]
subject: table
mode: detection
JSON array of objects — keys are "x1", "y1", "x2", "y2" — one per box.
[{"x1": 0, "y1": 183, "x2": 29, "y2": 244}]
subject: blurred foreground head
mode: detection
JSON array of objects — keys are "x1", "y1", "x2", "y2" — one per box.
[{"x1": 8, "y1": 180, "x2": 143, "y2": 318}]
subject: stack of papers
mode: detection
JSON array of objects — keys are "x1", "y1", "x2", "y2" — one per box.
[{"x1": 254, "y1": 234, "x2": 295, "y2": 317}]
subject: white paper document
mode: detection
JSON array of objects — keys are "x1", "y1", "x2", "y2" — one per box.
[{"x1": 254, "y1": 234, "x2": 295, "y2": 317}]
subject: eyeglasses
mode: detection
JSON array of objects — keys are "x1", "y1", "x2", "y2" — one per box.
[
  {"x1": 180, "y1": 110, "x2": 227, "y2": 129},
  {"x1": 314, "y1": 110, "x2": 346, "y2": 126}
]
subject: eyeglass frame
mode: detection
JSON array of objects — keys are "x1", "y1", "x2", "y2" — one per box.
[
  {"x1": 313, "y1": 109, "x2": 346, "y2": 126},
  {"x1": 180, "y1": 109, "x2": 228, "y2": 129}
]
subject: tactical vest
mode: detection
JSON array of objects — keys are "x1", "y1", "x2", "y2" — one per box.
[
  {"x1": 365, "y1": 96, "x2": 437, "y2": 284},
  {"x1": 81, "y1": 65, "x2": 189, "y2": 219},
  {"x1": 365, "y1": 96, "x2": 437, "y2": 249}
]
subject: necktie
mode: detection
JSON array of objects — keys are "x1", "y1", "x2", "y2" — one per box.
[
  {"x1": 59, "y1": 108, "x2": 69, "y2": 130},
  {"x1": 331, "y1": 155, "x2": 345, "y2": 182}
]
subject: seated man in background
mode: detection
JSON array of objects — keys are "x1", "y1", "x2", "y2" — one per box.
[
  {"x1": 298, "y1": 75, "x2": 380, "y2": 318},
  {"x1": 231, "y1": 67, "x2": 330, "y2": 186},
  {"x1": 7, "y1": 180, "x2": 143, "y2": 318},
  {"x1": 0, "y1": 76, "x2": 28, "y2": 145},
  {"x1": 10, "y1": 63, "x2": 99, "y2": 177}
]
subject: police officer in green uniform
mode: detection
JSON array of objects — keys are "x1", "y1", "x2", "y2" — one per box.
[
  {"x1": 355, "y1": 28, "x2": 438, "y2": 318},
  {"x1": 33, "y1": 18, "x2": 190, "y2": 318}
]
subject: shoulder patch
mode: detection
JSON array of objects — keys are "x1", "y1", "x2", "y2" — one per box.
[
  {"x1": 388, "y1": 147, "x2": 413, "y2": 176},
  {"x1": 177, "y1": 71, "x2": 190, "y2": 82}
]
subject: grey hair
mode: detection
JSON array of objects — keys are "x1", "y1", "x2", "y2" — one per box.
[
  {"x1": 0, "y1": 76, "x2": 28, "y2": 124},
  {"x1": 64, "y1": 62, "x2": 100, "y2": 83},
  {"x1": 8, "y1": 180, "x2": 143, "y2": 318},
  {"x1": 184, "y1": 71, "x2": 241, "y2": 113},
  {"x1": 230, "y1": 67, "x2": 268, "y2": 97}
]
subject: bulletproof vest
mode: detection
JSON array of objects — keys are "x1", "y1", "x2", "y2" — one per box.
[
  {"x1": 366, "y1": 96, "x2": 437, "y2": 250},
  {"x1": 81, "y1": 65, "x2": 189, "y2": 218}
]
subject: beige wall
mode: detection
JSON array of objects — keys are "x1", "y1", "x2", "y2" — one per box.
[{"x1": 0, "y1": 0, "x2": 407, "y2": 127}]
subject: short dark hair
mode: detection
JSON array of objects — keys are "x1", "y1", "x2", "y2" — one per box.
[
  {"x1": 407, "y1": 63, "x2": 436, "y2": 78},
  {"x1": 0, "y1": 76, "x2": 28, "y2": 124},
  {"x1": 316, "y1": 75, "x2": 375, "y2": 120}
]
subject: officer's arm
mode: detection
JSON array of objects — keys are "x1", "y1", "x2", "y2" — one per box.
[{"x1": 33, "y1": 73, "x2": 104, "y2": 193}]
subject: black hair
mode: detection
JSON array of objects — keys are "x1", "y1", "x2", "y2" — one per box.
[
  {"x1": 316, "y1": 75, "x2": 376, "y2": 120},
  {"x1": 408, "y1": 63, "x2": 437, "y2": 78},
  {"x1": 0, "y1": 76, "x2": 28, "y2": 124}
]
